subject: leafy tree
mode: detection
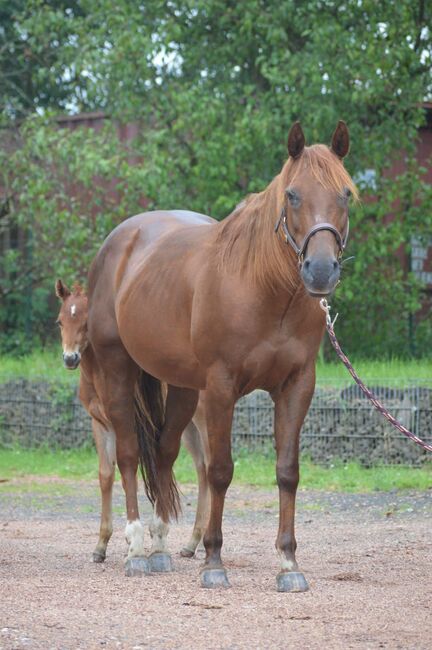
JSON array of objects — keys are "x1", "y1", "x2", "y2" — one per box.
[{"x1": 1, "y1": 0, "x2": 431, "y2": 356}]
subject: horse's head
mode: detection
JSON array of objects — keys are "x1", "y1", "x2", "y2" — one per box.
[
  {"x1": 55, "y1": 279, "x2": 88, "y2": 369},
  {"x1": 278, "y1": 121, "x2": 357, "y2": 297}
]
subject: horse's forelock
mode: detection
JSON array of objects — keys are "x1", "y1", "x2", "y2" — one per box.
[{"x1": 284, "y1": 145, "x2": 359, "y2": 201}]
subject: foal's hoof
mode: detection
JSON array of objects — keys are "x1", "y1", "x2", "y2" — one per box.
[
  {"x1": 276, "y1": 571, "x2": 309, "y2": 593},
  {"x1": 180, "y1": 547, "x2": 195, "y2": 558},
  {"x1": 124, "y1": 556, "x2": 151, "y2": 577},
  {"x1": 92, "y1": 551, "x2": 106, "y2": 563},
  {"x1": 148, "y1": 552, "x2": 173, "y2": 573},
  {"x1": 201, "y1": 568, "x2": 230, "y2": 589}
]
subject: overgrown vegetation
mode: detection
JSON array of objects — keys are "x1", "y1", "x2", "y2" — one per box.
[
  {"x1": 0, "y1": 1, "x2": 431, "y2": 357},
  {"x1": 1, "y1": 446, "x2": 431, "y2": 492}
]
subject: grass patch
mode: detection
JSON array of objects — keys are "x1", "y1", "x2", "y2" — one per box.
[
  {"x1": 1, "y1": 350, "x2": 430, "y2": 388},
  {"x1": 316, "y1": 357, "x2": 432, "y2": 386},
  {"x1": 0, "y1": 446, "x2": 98, "y2": 480},
  {"x1": 0, "y1": 348, "x2": 77, "y2": 385},
  {"x1": 2, "y1": 446, "x2": 430, "y2": 493}
]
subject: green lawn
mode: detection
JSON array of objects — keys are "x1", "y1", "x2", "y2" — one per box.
[
  {"x1": 0, "y1": 348, "x2": 76, "y2": 384},
  {"x1": 1, "y1": 446, "x2": 431, "y2": 493},
  {"x1": 0, "y1": 348, "x2": 431, "y2": 386}
]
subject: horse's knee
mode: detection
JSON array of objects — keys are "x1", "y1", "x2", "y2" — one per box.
[
  {"x1": 208, "y1": 459, "x2": 233, "y2": 493},
  {"x1": 276, "y1": 461, "x2": 299, "y2": 493}
]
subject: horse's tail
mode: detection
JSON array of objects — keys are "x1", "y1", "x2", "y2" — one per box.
[{"x1": 134, "y1": 370, "x2": 181, "y2": 521}]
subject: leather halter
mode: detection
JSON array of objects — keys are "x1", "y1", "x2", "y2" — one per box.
[{"x1": 274, "y1": 199, "x2": 349, "y2": 266}]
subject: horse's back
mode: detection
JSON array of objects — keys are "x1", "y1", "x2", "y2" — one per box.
[
  {"x1": 89, "y1": 210, "x2": 213, "y2": 282},
  {"x1": 87, "y1": 209, "x2": 215, "y2": 349}
]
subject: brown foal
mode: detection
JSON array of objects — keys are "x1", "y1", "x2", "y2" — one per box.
[
  {"x1": 55, "y1": 280, "x2": 210, "y2": 570},
  {"x1": 86, "y1": 121, "x2": 357, "y2": 590}
]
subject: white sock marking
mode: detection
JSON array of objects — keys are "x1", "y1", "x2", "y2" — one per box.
[
  {"x1": 125, "y1": 519, "x2": 145, "y2": 559},
  {"x1": 149, "y1": 512, "x2": 169, "y2": 554}
]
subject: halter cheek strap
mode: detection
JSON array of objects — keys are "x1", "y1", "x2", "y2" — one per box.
[{"x1": 275, "y1": 205, "x2": 349, "y2": 264}]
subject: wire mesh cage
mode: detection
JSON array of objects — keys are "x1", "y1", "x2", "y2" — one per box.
[{"x1": 0, "y1": 376, "x2": 431, "y2": 465}]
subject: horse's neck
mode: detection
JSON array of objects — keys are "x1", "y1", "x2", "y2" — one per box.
[{"x1": 214, "y1": 179, "x2": 300, "y2": 296}]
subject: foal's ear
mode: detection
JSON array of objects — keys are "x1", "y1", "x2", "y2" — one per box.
[
  {"x1": 287, "y1": 122, "x2": 305, "y2": 159},
  {"x1": 55, "y1": 279, "x2": 71, "y2": 301},
  {"x1": 331, "y1": 121, "x2": 350, "y2": 159}
]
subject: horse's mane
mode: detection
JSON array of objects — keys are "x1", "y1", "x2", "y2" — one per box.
[{"x1": 216, "y1": 145, "x2": 358, "y2": 293}]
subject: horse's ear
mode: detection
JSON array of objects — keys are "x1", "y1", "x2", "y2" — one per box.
[
  {"x1": 331, "y1": 120, "x2": 350, "y2": 159},
  {"x1": 55, "y1": 279, "x2": 70, "y2": 301},
  {"x1": 287, "y1": 122, "x2": 305, "y2": 159}
]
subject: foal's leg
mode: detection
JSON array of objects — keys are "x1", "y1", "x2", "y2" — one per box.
[
  {"x1": 180, "y1": 404, "x2": 210, "y2": 557},
  {"x1": 150, "y1": 385, "x2": 198, "y2": 572},
  {"x1": 201, "y1": 385, "x2": 235, "y2": 588},
  {"x1": 91, "y1": 417, "x2": 116, "y2": 563},
  {"x1": 272, "y1": 366, "x2": 316, "y2": 592}
]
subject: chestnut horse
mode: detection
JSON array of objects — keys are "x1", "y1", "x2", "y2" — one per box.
[
  {"x1": 55, "y1": 281, "x2": 210, "y2": 571},
  {"x1": 87, "y1": 121, "x2": 358, "y2": 590}
]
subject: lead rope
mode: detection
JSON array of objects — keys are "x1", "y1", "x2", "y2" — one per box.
[{"x1": 319, "y1": 299, "x2": 432, "y2": 453}]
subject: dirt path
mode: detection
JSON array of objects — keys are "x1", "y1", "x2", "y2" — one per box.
[{"x1": 0, "y1": 479, "x2": 431, "y2": 649}]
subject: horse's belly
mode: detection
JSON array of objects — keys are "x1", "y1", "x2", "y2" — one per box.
[
  {"x1": 118, "y1": 321, "x2": 206, "y2": 389},
  {"x1": 135, "y1": 350, "x2": 205, "y2": 389}
]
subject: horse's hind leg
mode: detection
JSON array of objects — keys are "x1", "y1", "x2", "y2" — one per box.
[
  {"x1": 148, "y1": 384, "x2": 198, "y2": 571},
  {"x1": 180, "y1": 400, "x2": 210, "y2": 558},
  {"x1": 98, "y1": 350, "x2": 149, "y2": 575},
  {"x1": 91, "y1": 417, "x2": 116, "y2": 563}
]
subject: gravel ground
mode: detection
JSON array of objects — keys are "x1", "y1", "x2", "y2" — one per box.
[{"x1": 0, "y1": 478, "x2": 431, "y2": 650}]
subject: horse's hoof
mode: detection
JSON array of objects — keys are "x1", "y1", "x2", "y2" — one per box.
[
  {"x1": 276, "y1": 571, "x2": 309, "y2": 593},
  {"x1": 148, "y1": 552, "x2": 173, "y2": 573},
  {"x1": 92, "y1": 551, "x2": 106, "y2": 563},
  {"x1": 180, "y1": 547, "x2": 195, "y2": 558},
  {"x1": 124, "y1": 556, "x2": 151, "y2": 577},
  {"x1": 201, "y1": 568, "x2": 230, "y2": 589}
]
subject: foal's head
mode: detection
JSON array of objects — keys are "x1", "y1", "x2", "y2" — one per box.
[
  {"x1": 279, "y1": 121, "x2": 358, "y2": 297},
  {"x1": 55, "y1": 279, "x2": 88, "y2": 369}
]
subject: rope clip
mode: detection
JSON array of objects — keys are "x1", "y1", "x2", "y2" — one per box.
[{"x1": 319, "y1": 298, "x2": 339, "y2": 327}]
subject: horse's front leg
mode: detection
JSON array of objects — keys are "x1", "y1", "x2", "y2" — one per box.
[
  {"x1": 201, "y1": 385, "x2": 235, "y2": 588},
  {"x1": 273, "y1": 365, "x2": 316, "y2": 592}
]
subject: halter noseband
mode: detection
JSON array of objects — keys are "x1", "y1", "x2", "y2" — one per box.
[{"x1": 274, "y1": 199, "x2": 349, "y2": 266}]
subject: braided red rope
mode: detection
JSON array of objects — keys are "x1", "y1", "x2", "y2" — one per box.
[{"x1": 319, "y1": 299, "x2": 432, "y2": 453}]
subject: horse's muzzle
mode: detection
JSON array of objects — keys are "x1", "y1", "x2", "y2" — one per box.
[
  {"x1": 301, "y1": 255, "x2": 340, "y2": 297},
  {"x1": 63, "y1": 352, "x2": 81, "y2": 370}
]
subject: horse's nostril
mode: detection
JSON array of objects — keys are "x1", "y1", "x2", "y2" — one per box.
[
  {"x1": 303, "y1": 259, "x2": 311, "y2": 270},
  {"x1": 333, "y1": 260, "x2": 339, "y2": 271}
]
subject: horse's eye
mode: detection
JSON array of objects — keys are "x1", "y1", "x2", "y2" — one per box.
[
  {"x1": 286, "y1": 189, "x2": 300, "y2": 205},
  {"x1": 56, "y1": 320, "x2": 62, "y2": 328},
  {"x1": 344, "y1": 187, "x2": 352, "y2": 199}
]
